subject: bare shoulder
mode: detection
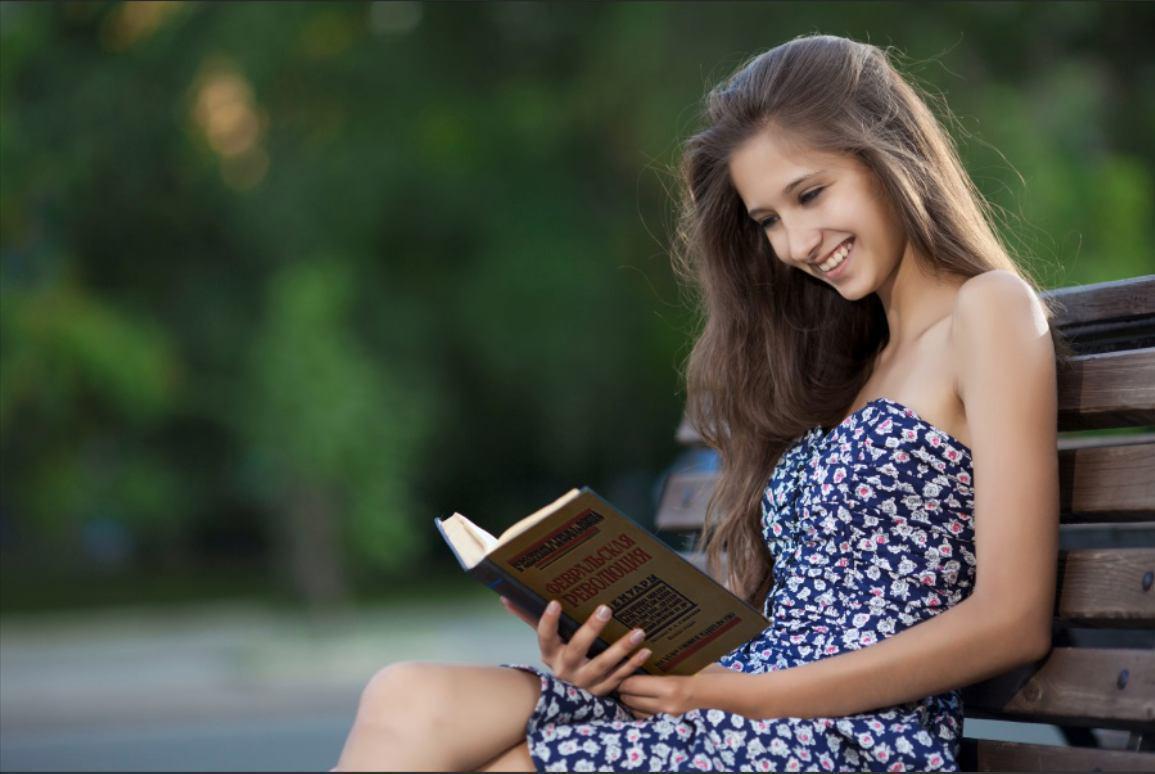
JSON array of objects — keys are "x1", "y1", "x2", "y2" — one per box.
[
  {"x1": 953, "y1": 270, "x2": 1049, "y2": 327},
  {"x1": 949, "y1": 269, "x2": 1055, "y2": 405}
]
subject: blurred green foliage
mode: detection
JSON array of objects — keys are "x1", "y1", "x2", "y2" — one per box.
[{"x1": 1, "y1": 2, "x2": 1152, "y2": 609}]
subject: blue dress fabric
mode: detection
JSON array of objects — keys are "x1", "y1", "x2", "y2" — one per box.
[{"x1": 501, "y1": 397, "x2": 976, "y2": 772}]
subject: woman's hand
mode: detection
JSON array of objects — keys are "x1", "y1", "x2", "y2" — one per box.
[
  {"x1": 500, "y1": 596, "x2": 652, "y2": 697},
  {"x1": 617, "y1": 673, "x2": 700, "y2": 720}
]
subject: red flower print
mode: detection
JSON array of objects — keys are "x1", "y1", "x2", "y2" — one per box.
[
  {"x1": 958, "y1": 473, "x2": 970, "y2": 484},
  {"x1": 888, "y1": 762, "x2": 906, "y2": 772},
  {"x1": 939, "y1": 544, "x2": 952, "y2": 556},
  {"x1": 928, "y1": 753, "x2": 943, "y2": 767},
  {"x1": 946, "y1": 450, "x2": 958, "y2": 461}
]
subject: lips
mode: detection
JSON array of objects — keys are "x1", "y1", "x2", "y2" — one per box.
[{"x1": 816, "y1": 238, "x2": 854, "y2": 268}]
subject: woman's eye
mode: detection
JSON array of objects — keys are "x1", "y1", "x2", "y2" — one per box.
[
  {"x1": 758, "y1": 188, "x2": 824, "y2": 230},
  {"x1": 800, "y1": 187, "x2": 824, "y2": 204}
]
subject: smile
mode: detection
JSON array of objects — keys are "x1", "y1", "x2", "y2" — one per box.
[{"x1": 818, "y1": 238, "x2": 853, "y2": 276}]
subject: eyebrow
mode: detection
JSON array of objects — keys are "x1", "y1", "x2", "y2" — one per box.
[{"x1": 746, "y1": 169, "x2": 827, "y2": 219}]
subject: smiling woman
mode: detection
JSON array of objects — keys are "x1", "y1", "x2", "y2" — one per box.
[{"x1": 333, "y1": 33, "x2": 1069, "y2": 773}]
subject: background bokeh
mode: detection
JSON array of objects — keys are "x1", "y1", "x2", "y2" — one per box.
[{"x1": 1, "y1": 2, "x2": 1152, "y2": 770}]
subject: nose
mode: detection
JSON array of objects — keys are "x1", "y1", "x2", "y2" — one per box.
[{"x1": 785, "y1": 225, "x2": 823, "y2": 266}]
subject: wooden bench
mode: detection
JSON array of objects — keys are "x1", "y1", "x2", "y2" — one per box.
[{"x1": 654, "y1": 274, "x2": 1155, "y2": 771}]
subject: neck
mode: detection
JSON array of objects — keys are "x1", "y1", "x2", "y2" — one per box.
[{"x1": 874, "y1": 244, "x2": 964, "y2": 352}]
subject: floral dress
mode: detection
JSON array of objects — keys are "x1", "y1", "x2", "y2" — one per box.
[{"x1": 502, "y1": 397, "x2": 977, "y2": 772}]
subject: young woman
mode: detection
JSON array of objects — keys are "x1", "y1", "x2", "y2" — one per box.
[{"x1": 334, "y1": 33, "x2": 1065, "y2": 773}]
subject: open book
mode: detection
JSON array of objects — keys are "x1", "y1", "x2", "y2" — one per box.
[{"x1": 435, "y1": 487, "x2": 768, "y2": 676}]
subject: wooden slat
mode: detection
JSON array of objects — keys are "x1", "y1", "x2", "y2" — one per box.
[
  {"x1": 960, "y1": 738, "x2": 1155, "y2": 771},
  {"x1": 1046, "y1": 274, "x2": 1155, "y2": 330},
  {"x1": 681, "y1": 548, "x2": 1155, "y2": 627},
  {"x1": 1060, "y1": 440, "x2": 1155, "y2": 523},
  {"x1": 1057, "y1": 549, "x2": 1155, "y2": 627},
  {"x1": 1058, "y1": 348, "x2": 1155, "y2": 430},
  {"x1": 962, "y1": 647, "x2": 1155, "y2": 729},
  {"x1": 656, "y1": 440, "x2": 1155, "y2": 531}
]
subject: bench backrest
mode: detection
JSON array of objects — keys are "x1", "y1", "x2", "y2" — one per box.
[{"x1": 654, "y1": 274, "x2": 1155, "y2": 770}]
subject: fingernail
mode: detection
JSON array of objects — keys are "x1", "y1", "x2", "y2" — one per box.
[
  {"x1": 639, "y1": 648, "x2": 652, "y2": 660},
  {"x1": 597, "y1": 605, "x2": 611, "y2": 620},
  {"x1": 630, "y1": 629, "x2": 645, "y2": 644},
  {"x1": 547, "y1": 600, "x2": 560, "y2": 614}
]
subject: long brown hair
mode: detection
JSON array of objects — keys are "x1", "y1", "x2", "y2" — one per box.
[{"x1": 671, "y1": 34, "x2": 1071, "y2": 607}]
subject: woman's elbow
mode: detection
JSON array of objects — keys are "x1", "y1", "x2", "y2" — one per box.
[
  {"x1": 1018, "y1": 625, "x2": 1052, "y2": 664},
  {"x1": 1004, "y1": 607, "x2": 1053, "y2": 665}
]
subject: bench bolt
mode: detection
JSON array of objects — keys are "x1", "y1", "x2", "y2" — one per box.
[
  {"x1": 1143, "y1": 570, "x2": 1153, "y2": 592},
  {"x1": 1116, "y1": 669, "x2": 1129, "y2": 690}
]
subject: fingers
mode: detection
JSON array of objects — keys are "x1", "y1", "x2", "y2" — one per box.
[
  {"x1": 536, "y1": 599, "x2": 565, "y2": 662},
  {"x1": 560, "y1": 603, "x2": 615, "y2": 672},
  {"x1": 587, "y1": 624, "x2": 647, "y2": 677},
  {"x1": 589, "y1": 646, "x2": 652, "y2": 696}
]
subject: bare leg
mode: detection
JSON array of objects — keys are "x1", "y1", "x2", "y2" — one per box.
[
  {"x1": 334, "y1": 661, "x2": 541, "y2": 772},
  {"x1": 477, "y1": 740, "x2": 535, "y2": 772}
]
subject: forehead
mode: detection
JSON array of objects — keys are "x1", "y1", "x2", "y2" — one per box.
[{"x1": 728, "y1": 129, "x2": 855, "y2": 204}]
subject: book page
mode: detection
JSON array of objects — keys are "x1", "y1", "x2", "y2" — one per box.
[
  {"x1": 438, "y1": 514, "x2": 497, "y2": 569},
  {"x1": 497, "y1": 488, "x2": 582, "y2": 545}
]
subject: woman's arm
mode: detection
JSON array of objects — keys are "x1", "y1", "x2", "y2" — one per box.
[
  {"x1": 693, "y1": 587, "x2": 1047, "y2": 718},
  {"x1": 687, "y1": 272, "x2": 1061, "y2": 719}
]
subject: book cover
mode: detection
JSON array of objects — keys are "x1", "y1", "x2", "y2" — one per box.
[{"x1": 435, "y1": 487, "x2": 768, "y2": 676}]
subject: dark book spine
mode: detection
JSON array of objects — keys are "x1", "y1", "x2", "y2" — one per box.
[{"x1": 470, "y1": 558, "x2": 613, "y2": 661}]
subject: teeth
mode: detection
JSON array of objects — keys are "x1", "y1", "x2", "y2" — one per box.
[{"x1": 820, "y1": 240, "x2": 852, "y2": 272}]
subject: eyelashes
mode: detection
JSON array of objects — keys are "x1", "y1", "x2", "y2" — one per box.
[{"x1": 758, "y1": 187, "x2": 824, "y2": 230}]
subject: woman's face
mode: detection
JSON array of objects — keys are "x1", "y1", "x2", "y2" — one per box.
[{"x1": 728, "y1": 128, "x2": 908, "y2": 299}]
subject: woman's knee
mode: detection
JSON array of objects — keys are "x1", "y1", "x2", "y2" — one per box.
[{"x1": 356, "y1": 661, "x2": 453, "y2": 730}]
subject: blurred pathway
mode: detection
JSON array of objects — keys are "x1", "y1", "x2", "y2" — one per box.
[{"x1": 1, "y1": 596, "x2": 540, "y2": 771}]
